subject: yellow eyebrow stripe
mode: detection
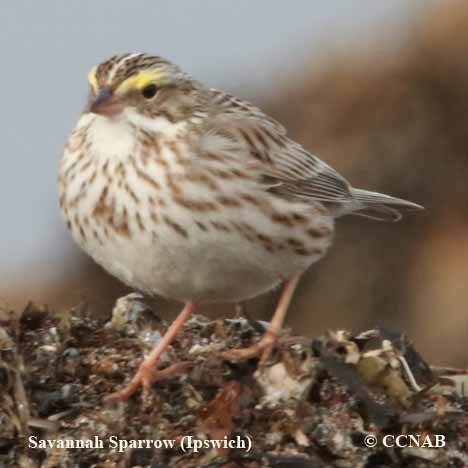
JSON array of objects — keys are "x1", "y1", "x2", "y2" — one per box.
[
  {"x1": 115, "y1": 70, "x2": 167, "y2": 95},
  {"x1": 87, "y1": 66, "x2": 98, "y2": 92}
]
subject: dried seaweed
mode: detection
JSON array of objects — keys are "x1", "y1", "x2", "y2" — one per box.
[{"x1": 0, "y1": 296, "x2": 466, "y2": 467}]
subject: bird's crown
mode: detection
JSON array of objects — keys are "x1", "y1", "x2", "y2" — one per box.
[{"x1": 87, "y1": 52, "x2": 186, "y2": 95}]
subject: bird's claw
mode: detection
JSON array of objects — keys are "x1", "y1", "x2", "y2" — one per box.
[
  {"x1": 221, "y1": 331, "x2": 278, "y2": 365},
  {"x1": 109, "y1": 361, "x2": 193, "y2": 402}
]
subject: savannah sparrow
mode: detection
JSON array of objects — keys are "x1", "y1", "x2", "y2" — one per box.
[{"x1": 59, "y1": 53, "x2": 422, "y2": 400}]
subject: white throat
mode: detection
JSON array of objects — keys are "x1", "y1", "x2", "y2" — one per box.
[{"x1": 77, "y1": 109, "x2": 188, "y2": 163}]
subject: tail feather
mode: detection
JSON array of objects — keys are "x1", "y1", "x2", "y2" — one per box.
[{"x1": 348, "y1": 188, "x2": 424, "y2": 222}]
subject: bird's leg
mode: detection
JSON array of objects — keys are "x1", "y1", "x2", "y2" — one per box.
[
  {"x1": 110, "y1": 302, "x2": 197, "y2": 401},
  {"x1": 222, "y1": 276, "x2": 300, "y2": 364}
]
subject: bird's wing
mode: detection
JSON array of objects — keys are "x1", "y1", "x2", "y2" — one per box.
[{"x1": 207, "y1": 89, "x2": 354, "y2": 204}]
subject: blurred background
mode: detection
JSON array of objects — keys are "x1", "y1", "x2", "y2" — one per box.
[{"x1": 1, "y1": 0, "x2": 467, "y2": 365}]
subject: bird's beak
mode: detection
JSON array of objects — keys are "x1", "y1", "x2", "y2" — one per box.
[{"x1": 90, "y1": 88, "x2": 124, "y2": 116}]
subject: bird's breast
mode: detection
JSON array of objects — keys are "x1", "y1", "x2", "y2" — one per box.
[{"x1": 59, "y1": 115, "x2": 335, "y2": 303}]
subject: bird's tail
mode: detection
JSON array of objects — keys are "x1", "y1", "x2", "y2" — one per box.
[{"x1": 348, "y1": 188, "x2": 424, "y2": 222}]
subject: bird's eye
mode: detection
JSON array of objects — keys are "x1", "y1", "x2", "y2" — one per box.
[{"x1": 142, "y1": 84, "x2": 158, "y2": 99}]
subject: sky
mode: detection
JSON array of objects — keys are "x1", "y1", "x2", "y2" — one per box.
[{"x1": 0, "y1": 1, "x2": 428, "y2": 295}]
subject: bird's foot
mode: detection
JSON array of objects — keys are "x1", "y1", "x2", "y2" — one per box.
[
  {"x1": 221, "y1": 331, "x2": 278, "y2": 365},
  {"x1": 109, "y1": 360, "x2": 192, "y2": 401}
]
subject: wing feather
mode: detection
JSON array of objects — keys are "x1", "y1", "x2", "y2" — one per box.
[{"x1": 207, "y1": 89, "x2": 354, "y2": 204}]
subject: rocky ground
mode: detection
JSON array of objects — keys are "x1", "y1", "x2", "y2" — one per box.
[{"x1": 0, "y1": 295, "x2": 467, "y2": 467}]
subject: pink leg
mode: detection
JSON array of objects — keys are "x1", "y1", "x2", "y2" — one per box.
[
  {"x1": 222, "y1": 276, "x2": 301, "y2": 364},
  {"x1": 111, "y1": 302, "x2": 197, "y2": 401}
]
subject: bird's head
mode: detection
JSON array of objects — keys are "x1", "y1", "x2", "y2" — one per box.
[{"x1": 85, "y1": 53, "x2": 204, "y2": 122}]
